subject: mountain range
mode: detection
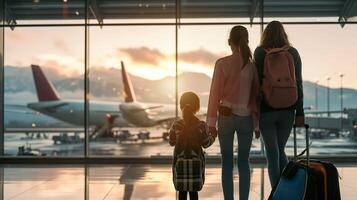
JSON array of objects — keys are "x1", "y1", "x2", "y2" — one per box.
[{"x1": 4, "y1": 66, "x2": 357, "y2": 111}]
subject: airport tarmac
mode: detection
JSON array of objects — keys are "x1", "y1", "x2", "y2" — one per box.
[
  {"x1": 4, "y1": 128, "x2": 357, "y2": 157},
  {"x1": 1, "y1": 164, "x2": 357, "y2": 200}
]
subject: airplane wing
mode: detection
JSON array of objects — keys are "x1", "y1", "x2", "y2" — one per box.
[
  {"x1": 5, "y1": 104, "x2": 38, "y2": 114},
  {"x1": 128, "y1": 105, "x2": 164, "y2": 113},
  {"x1": 42, "y1": 102, "x2": 69, "y2": 112},
  {"x1": 27, "y1": 102, "x2": 69, "y2": 113},
  {"x1": 93, "y1": 110, "x2": 122, "y2": 118}
]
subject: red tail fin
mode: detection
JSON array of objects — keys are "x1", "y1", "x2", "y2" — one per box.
[
  {"x1": 31, "y1": 65, "x2": 60, "y2": 102},
  {"x1": 121, "y1": 61, "x2": 136, "y2": 102}
]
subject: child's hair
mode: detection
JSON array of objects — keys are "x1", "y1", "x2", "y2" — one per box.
[{"x1": 180, "y1": 92, "x2": 200, "y2": 123}]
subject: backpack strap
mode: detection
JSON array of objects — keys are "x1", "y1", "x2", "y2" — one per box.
[
  {"x1": 263, "y1": 47, "x2": 270, "y2": 53},
  {"x1": 281, "y1": 45, "x2": 290, "y2": 51}
]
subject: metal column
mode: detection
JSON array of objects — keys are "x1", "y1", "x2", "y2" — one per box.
[
  {"x1": 0, "y1": 0, "x2": 5, "y2": 156},
  {"x1": 175, "y1": 0, "x2": 180, "y2": 119},
  {"x1": 84, "y1": 0, "x2": 90, "y2": 158}
]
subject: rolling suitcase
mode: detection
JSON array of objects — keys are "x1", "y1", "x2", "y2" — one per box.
[
  {"x1": 268, "y1": 124, "x2": 314, "y2": 200},
  {"x1": 296, "y1": 126, "x2": 341, "y2": 200},
  {"x1": 269, "y1": 124, "x2": 341, "y2": 200}
]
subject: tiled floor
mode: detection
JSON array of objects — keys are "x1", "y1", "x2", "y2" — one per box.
[{"x1": 0, "y1": 164, "x2": 356, "y2": 200}]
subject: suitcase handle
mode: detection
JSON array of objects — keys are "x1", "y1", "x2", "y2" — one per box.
[{"x1": 293, "y1": 124, "x2": 310, "y2": 164}]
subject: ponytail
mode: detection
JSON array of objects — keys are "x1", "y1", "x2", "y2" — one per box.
[
  {"x1": 182, "y1": 104, "x2": 194, "y2": 124},
  {"x1": 229, "y1": 26, "x2": 252, "y2": 67},
  {"x1": 240, "y1": 40, "x2": 252, "y2": 67},
  {"x1": 180, "y1": 92, "x2": 200, "y2": 124}
]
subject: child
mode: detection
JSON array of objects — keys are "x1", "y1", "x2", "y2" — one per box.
[{"x1": 169, "y1": 91, "x2": 216, "y2": 200}]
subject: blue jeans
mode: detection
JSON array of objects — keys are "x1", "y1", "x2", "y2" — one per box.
[
  {"x1": 260, "y1": 110, "x2": 295, "y2": 187},
  {"x1": 218, "y1": 115, "x2": 253, "y2": 200}
]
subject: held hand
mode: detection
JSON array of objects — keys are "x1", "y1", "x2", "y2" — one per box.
[
  {"x1": 254, "y1": 130, "x2": 261, "y2": 139},
  {"x1": 295, "y1": 116, "x2": 305, "y2": 127},
  {"x1": 209, "y1": 126, "x2": 218, "y2": 138}
]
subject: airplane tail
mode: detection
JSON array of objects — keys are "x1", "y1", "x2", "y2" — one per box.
[
  {"x1": 31, "y1": 64, "x2": 60, "y2": 102},
  {"x1": 121, "y1": 61, "x2": 136, "y2": 103}
]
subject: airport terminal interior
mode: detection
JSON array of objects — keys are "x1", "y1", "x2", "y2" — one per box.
[{"x1": 1, "y1": 0, "x2": 357, "y2": 199}]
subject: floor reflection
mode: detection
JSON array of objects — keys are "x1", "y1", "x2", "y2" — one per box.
[{"x1": 1, "y1": 164, "x2": 357, "y2": 200}]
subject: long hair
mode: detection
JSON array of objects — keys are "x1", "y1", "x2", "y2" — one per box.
[
  {"x1": 261, "y1": 21, "x2": 290, "y2": 48},
  {"x1": 180, "y1": 92, "x2": 200, "y2": 124},
  {"x1": 229, "y1": 25, "x2": 252, "y2": 67}
]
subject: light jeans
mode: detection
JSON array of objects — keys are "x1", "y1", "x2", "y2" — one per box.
[
  {"x1": 218, "y1": 114, "x2": 253, "y2": 200},
  {"x1": 260, "y1": 110, "x2": 295, "y2": 187}
]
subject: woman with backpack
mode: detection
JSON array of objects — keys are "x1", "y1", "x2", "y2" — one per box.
[
  {"x1": 207, "y1": 25, "x2": 261, "y2": 200},
  {"x1": 169, "y1": 91, "x2": 216, "y2": 200},
  {"x1": 254, "y1": 20, "x2": 305, "y2": 187}
]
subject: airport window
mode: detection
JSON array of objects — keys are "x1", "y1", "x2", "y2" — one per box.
[
  {"x1": 2, "y1": 2, "x2": 357, "y2": 200},
  {"x1": 282, "y1": 24, "x2": 357, "y2": 156},
  {"x1": 0, "y1": 0, "x2": 356, "y2": 159},
  {"x1": 88, "y1": 25, "x2": 176, "y2": 156},
  {"x1": 3, "y1": 27, "x2": 85, "y2": 156}
]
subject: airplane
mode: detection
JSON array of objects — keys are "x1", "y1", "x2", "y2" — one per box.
[{"x1": 25, "y1": 62, "x2": 177, "y2": 138}]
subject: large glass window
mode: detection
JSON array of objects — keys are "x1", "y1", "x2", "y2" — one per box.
[
  {"x1": 88, "y1": 25, "x2": 176, "y2": 156},
  {"x1": 4, "y1": 27, "x2": 85, "y2": 156},
  {"x1": 282, "y1": 24, "x2": 357, "y2": 156},
  {"x1": 0, "y1": 0, "x2": 357, "y2": 158}
]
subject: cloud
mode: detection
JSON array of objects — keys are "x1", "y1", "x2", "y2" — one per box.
[
  {"x1": 53, "y1": 38, "x2": 71, "y2": 54},
  {"x1": 179, "y1": 48, "x2": 222, "y2": 66},
  {"x1": 117, "y1": 46, "x2": 222, "y2": 68},
  {"x1": 118, "y1": 47, "x2": 166, "y2": 66}
]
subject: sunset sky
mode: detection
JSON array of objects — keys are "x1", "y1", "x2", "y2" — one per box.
[{"x1": 4, "y1": 23, "x2": 357, "y2": 89}]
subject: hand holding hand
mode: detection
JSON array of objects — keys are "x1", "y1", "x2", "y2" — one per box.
[{"x1": 209, "y1": 126, "x2": 218, "y2": 138}]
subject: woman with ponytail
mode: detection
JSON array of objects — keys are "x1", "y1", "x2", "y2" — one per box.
[
  {"x1": 207, "y1": 26, "x2": 260, "y2": 200},
  {"x1": 169, "y1": 92, "x2": 216, "y2": 200}
]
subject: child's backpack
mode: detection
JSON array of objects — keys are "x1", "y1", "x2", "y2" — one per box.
[
  {"x1": 173, "y1": 123, "x2": 205, "y2": 192},
  {"x1": 262, "y1": 46, "x2": 298, "y2": 108}
]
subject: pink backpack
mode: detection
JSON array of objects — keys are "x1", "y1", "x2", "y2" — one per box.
[{"x1": 262, "y1": 46, "x2": 298, "y2": 108}]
